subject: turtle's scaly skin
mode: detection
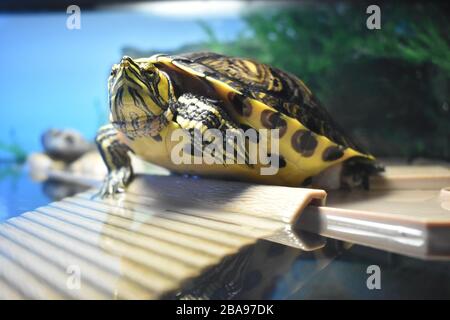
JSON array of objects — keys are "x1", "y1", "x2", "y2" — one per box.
[{"x1": 96, "y1": 52, "x2": 376, "y2": 196}]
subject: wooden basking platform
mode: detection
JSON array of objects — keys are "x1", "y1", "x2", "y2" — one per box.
[
  {"x1": 0, "y1": 160, "x2": 449, "y2": 299},
  {"x1": 0, "y1": 175, "x2": 332, "y2": 299}
]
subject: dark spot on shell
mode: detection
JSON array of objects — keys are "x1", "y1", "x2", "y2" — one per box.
[
  {"x1": 228, "y1": 92, "x2": 252, "y2": 117},
  {"x1": 291, "y1": 130, "x2": 318, "y2": 157},
  {"x1": 272, "y1": 78, "x2": 280, "y2": 88},
  {"x1": 323, "y1": 146, "x2": 345, "y2": 161},
  {"x1": 243, "y1": 270, "x2": 262, "y2": 291},
  {"x1": 301, "y1": 176, "x2": 313, "y2": 187},
  {"x1": 260, "y1": 110, "x2": 287, "y2": 138},
  {"x1": 268, "y1": 153, "x2": 286, "y2": 168}
]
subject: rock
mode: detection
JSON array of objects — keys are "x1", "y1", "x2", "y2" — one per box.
[{"x1": 41, "y1": 128, "x2": 94, "y2": 162}]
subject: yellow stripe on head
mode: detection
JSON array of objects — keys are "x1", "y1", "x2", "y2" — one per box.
[{"x1": 108, "y1": 56, "x2": 174, "y2": 135}]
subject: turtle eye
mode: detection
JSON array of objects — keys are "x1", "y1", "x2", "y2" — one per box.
[
  {"x1": 144, "y1": 69, "x2": 156, "y2": 80},
  {"x1": 142, "y1": 63, "x2": 157, "y2": 75},
  {"x1": 110, "y1": 68, "x2": 118, "y2": 77}
]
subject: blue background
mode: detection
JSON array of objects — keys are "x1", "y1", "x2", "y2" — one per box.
[
  {"x1": 0, "y1": 11, "x2": 244, "y2": 154},
  {"x1": 0, "y1": 9, "x2": 244, "y2": 221}
]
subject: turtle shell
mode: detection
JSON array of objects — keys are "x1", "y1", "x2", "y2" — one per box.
[{"x1": 133, "y1": 52, "x2": 374, "y2": 187}]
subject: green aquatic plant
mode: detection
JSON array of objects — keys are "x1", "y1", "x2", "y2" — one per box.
[
  {"x1": 198, "y1": 2, "x2": 449, "y2": 160},
  {"x1": 200, "y1": 2, "x2": 449, "y2": 91},
  {"x1": 356, "y1": 5, "x2": 450, "y2": 74},
  {"x1": 0, "y1": 140, "x2": 27, "y2": 164},
  {"x1": 121, "y1": 2, "x2": 449, "y2": 160}
]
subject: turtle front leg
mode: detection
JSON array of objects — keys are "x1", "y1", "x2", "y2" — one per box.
[
  {"x1": 95, "y1": 124, "x2": 133, "y2": 197},
  {"x1": 172, "y1": 93, "x2": 250, "y2": 166}
]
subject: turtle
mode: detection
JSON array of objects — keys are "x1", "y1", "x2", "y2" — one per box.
[{"x1": 96, "y1": 52, "x2": 381, "y2": 196}]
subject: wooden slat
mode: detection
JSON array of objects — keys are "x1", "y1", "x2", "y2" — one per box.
[
  {"x1": 0, "y1": 253, "x2": 62, "y2": 300},
  {"x1": 47, "y1": 203, "x2": 229, "y2": 266},
  {"x1": 0, "y1": 276, "x2": 24, "y2": 300},
  {"x1": 371, "y1": 161, "x2": 450, "y2": 190},
  {"x1": 16, "y1": 213, "x2": 175, "y2": 294},
  {"x1": 0, "y1": 173, "x2": 331, "y2": 299},
  {"x1": 52, "y1": 200, "x2": 245, "y2": 256},
  {"x1": 81, "y1": 192, "x2": 325, "y2": 251},
  {"x1": 46, "y1": 170, "x2": 328, "y2": 250},
  {"x1": 127, "y1": 175, "x2": 326, "y2": 224},
  {"x1": 0, "y1": 225, "x2": 106, "y2": 299},
  {"x1": 5, "y1": 218, "x2": 152, "y2": 299},
  {"x1": 81, "y1": 191, "x2": 326, "y2": 251}
]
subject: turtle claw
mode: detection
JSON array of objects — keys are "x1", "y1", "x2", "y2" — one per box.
[{"x1": 94, "y1": 166, "x2": 133, "y2": 199}]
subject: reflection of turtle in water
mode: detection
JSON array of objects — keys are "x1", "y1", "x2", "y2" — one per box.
[
  {"x1": 96, "y1": 52, "x2": 382, "y2": 196},
  {"x1": 175, "y1": 238, "x2": 342, "y2": 300}
]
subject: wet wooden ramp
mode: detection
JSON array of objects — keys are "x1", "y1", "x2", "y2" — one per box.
[{"x1": 0, "y1": 175, "x2": 327, "y2": 299}]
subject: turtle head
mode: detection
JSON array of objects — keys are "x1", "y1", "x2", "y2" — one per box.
[{"x1": 108, "y1": 56, "x2": 174, "y2": 136}]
